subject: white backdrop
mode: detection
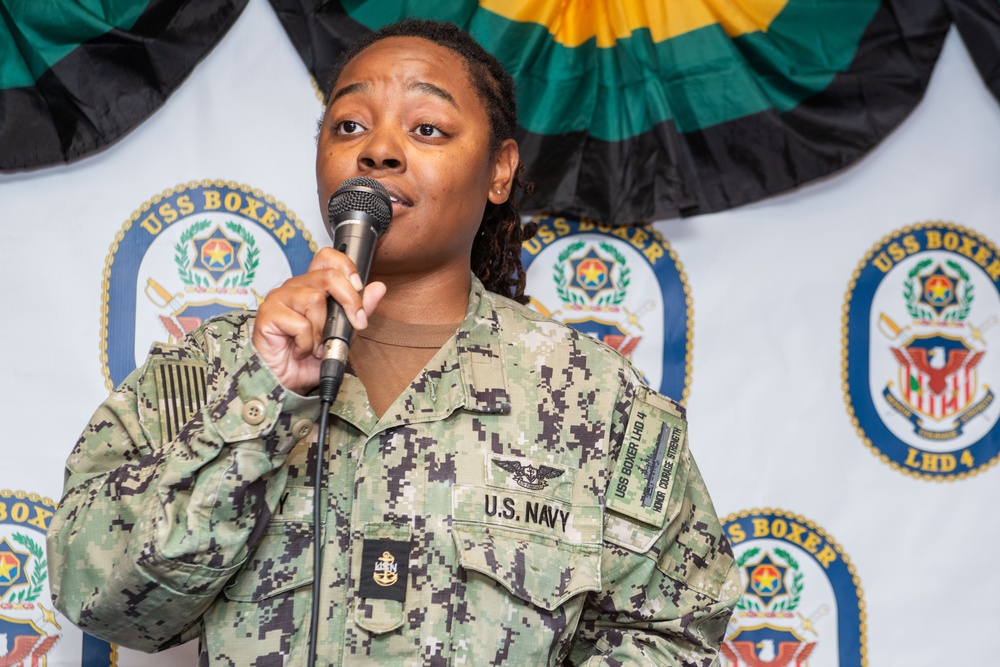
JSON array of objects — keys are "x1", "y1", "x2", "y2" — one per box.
[{"x1": 1, "y1": 1, "x2": 998, "y2": 664}]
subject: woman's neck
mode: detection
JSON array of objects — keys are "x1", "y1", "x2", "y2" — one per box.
[{"x1": 371, "y1": 267, "x2": 472, "y2": 324}]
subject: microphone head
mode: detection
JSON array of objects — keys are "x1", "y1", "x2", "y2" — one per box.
[{"x1": 326, "y1": 176, "x2": 392, "y2": 237}]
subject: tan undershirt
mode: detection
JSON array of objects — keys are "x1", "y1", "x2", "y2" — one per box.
[{"x1": 349, "y1": 314, "x2": 460, "y2": 418}]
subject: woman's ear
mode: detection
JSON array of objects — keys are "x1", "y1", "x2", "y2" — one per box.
[{"x1": 487, "y1": 139, "x2": 519, "y2": 205}]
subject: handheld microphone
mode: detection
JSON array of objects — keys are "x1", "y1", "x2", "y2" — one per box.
[{"x1": 318, "y1": 176, "x2": 392, "y2": 402}]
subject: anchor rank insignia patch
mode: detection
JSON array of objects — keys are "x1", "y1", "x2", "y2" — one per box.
[{"x1": 359, "y1": 539, "x2": 410, "y2": 602}]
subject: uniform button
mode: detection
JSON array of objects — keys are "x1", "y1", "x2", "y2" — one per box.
[
  {"x1": 241, "y1": 400, "x2": 267, "y2": 425},
  {"x1": 292, "y1": 419, "x2": 313, "y2": 439}
]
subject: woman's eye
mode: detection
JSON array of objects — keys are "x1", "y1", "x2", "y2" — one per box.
[
  {"x1": 336, "y1": 120, "x2": 364, "y2": 135},
  {"x1": 416, "y1": 124, "x2": 443, "y2": 138}
]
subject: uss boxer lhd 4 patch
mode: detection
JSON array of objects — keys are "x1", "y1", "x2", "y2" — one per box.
[{"x1": 607, "y1": 388, "x2": 687, "y2": 527}]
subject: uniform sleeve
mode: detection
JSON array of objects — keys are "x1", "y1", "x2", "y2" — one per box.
[
  {"x1": 568, "y1": 380, "x2": 741, "y2": 666},
  {"x1": 46, "y1": 316, "x2": 322, "y2": 652}
]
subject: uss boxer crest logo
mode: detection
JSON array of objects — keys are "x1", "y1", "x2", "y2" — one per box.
[
  {"x1": 1, "y1": 490, "x2": 118, "y2": 666},
  {"x1": 521, "y1": 215, "x2": 692, "y2": 400},
  {"x1": 102, "y1": 181, "x2": 316, "y2": 389},
  {"x1": 843, "y1": 223, "x2": 1000, "y2": 480},
  {"x1": 721, "y1": 509, "x2": 866, "y2": 667}
]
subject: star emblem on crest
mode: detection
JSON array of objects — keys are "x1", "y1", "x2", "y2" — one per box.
[
  {"x1": 569, "y1": 248, "x2": 614, "y2": 297},
  {"x1": 192, "y1": 226, "x2": 245, "y2": 280},
  {"x1": 918, "y1": 264, "x2": 958, "y2": 317},
  {"x1": 744, "y1": 553, "x2": 788, "y2": 606},
  {"x1": 0, "y1": 537, "x2": 31, "y2": 596}
]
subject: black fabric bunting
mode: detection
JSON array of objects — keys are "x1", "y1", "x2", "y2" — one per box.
[
  {"x1": 946, "y1": 0, "x2": 1000, "y2": 101},
  {"x1": 265, "y1": 0, "x2": 959, "y2": 224},
  {"x1": 0, "y1": 0, "x2": 248, "y2": 171},
  {"x1": 5, "y1": 1, "x2": 1000, "y2": 225}
]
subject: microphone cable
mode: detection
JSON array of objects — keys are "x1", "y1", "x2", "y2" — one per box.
[
  {"x1": 306, "y1": 178, "x2": 391, "y2": 667},
  {"x1": 308, "y1": 398, "x2": 334, "y2": 667}
]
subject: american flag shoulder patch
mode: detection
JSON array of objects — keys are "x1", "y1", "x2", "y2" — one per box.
[{"x1": 153, "y1": 361, "x2": 209, "y2": 442}]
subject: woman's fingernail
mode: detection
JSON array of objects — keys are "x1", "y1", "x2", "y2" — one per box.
[
  {"x1": 355, "y1": 309, "x2": 368, "y2": 329},
  {"x1": 350, "y1": 273, "x2": 364, "y2": 291}
]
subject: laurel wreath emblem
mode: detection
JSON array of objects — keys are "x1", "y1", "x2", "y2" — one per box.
[
  {"x1": 770, "y1": 548, "x2": 803, "y2": 613},
  {"x1": 5, "y1": 532, "x2": 47, "y2": 603},
  {"x1": 942, "y1": 259, "x2": 973, "y2": 322},
  {"x1": 553, "y1": 241, "x2": 630, "y2": 306},
  {"x1": 554, "y1": 241, "x2": 585, "y2": 304},
  {"x1": 174, "y1": 220, "x2": 259, "y2": 288},
  {"x1": 224, "y1": 221, "x2": 259, "y2": 288},
  {"x1": 903, "y1": 258, "x2": 973, "y2": 323},
  {"x1": 175, "y1": 220, "x2": 212, "y2": 287},
  {"x1": 735, "y1": 547, "x2": 760, "y2": 611}
]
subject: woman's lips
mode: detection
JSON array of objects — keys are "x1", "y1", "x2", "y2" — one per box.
[{"x1": 380, "y1": 182, "x2": 412, "y2": 210}]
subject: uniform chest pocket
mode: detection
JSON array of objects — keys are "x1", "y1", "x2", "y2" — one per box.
[
  {"x1": 451, "y1": 481, "x2": 603, "y2": 612},
  {"x1": 223, "y1": 486, "x2": 315, "y2": 602},
  {"x1": 451, "y1": 522, "x2": 602, "y2": 611}
]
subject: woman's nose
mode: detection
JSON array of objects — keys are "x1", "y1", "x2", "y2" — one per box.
[{"x1": 358, "y1": 125, "x2": 404, "y2": 171}]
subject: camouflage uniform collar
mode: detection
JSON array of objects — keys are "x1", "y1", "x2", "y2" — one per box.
[
  {"x1": 331, "y1": 276, "x2": 511, "y2": 432},
  {"x1": 455, "y1": 276, "x2": 512, "y2": 415}
]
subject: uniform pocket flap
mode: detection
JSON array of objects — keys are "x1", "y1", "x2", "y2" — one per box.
[
  {"x1": 224, "y1": 520, "x2": 314, "y2": 602},
  {"x1": 452, "y1": 522, "x2": 601, "y2": 612},
  {"x1": 225, "y1": 486, "x2": 316, "y2": 602}
]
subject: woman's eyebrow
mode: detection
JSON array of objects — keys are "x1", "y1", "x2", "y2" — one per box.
[
  {"x1": 408, "y1": 81, "x2": 457, "y2": 108},
  {"x1": 329, "y1": 79, "x2": 457, "y2": 108},
  {"x1": 329, "y1": 81, "x2": 370, "y2": 104}
]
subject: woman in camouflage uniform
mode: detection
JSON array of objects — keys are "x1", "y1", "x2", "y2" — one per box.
[{"x1": 48, "y1": 19, "x2": 740, "y2": 666}]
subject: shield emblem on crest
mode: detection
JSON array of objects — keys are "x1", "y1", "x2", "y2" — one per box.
[
  {"x1": 721, "y1": 624, "x2": 816, "y2": 667},
  {"x1": 0, "y1": 615, "x2": 59, "y2": 666},
  {"x1": 891, "y1": 332, "x2": 984, "y2": 420}
]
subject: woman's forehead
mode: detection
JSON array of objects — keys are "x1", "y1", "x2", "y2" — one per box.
[{"x1": 337, "y1": 36, "x2": 471, "y2": 91}]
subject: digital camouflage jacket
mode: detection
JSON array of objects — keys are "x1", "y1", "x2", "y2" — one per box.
[{"x1": 48, "y1": 278, "x2": 740, "y2": 666}]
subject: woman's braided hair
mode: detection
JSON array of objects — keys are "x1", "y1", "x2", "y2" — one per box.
[{"x1": 323, "y1": 19, "x2": 535, "y2": 303}]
